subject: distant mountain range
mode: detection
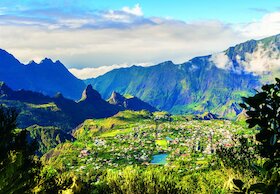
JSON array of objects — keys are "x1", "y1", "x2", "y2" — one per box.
[
  {"x1": 0, "y1": 34, "x2": 279, "y2": 118},
  {"x1": 0, "y1": 82, "x2": 156, "y2": 131},
  {"x1": 86, "y1": 34, "x2": 280, "y2": 117},
  {"x1": 0, "y1": 49, "x2": 85, "y2": 100}
]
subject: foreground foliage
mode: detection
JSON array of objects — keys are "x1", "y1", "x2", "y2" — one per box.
[
  {"x1": 0, "y1": 106, "x2": 40, "y2": 193},
  {"x1": 238, "y1": 78, "x2": 280, "y2": 193},
  {"x1": 2, "y1": 75, "x2": 280, "y2": 193}
]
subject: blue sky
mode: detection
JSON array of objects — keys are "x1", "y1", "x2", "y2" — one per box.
[
  {"x1": 88, "y1": 0, "x2": 280, "y2": 23},
  {"x1": 1, "y1": 0, "x2": 279, "y2": 23},
  {"x1": 0, "y1": 0, "x2": 280, "y2": 78}
]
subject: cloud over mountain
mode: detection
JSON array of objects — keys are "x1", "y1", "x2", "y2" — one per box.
[
  {"x1": 210, "y1": 53, "x2": 232, "y2": 70},
  {"x1": 69, "y1": 63, "x2": 153, "y2": 79},
  {"x1": 240, "y1": 12, "x2": 280, "y2": 38},
  {"x1": 240, "y1": 43, "x2": 280, "y2": 73},
  {"x1": 0, "y1": 2, "x2": 280, "y2": 75}
]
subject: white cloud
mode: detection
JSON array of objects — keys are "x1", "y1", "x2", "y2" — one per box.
[
  {"x1": 239, "y1": 11, "x2": 280, "y2": 39},
  {"x1": 1, "y1": 4, "x2": 280, "y2": 75},
  {"x1": 208, "y1": 11, "x2": 280, "y2": 73},
  {"x1": 102, "y1": 10, "x2": 133, "y2": 23},
  {"x1": 0, "y1": 4, "x2": 149, "y2": 29},
  {"x1": 57, "y1": 18, "x2": 90, "y2": 29},
  {"x1": 0, "y1": 20, "x2": 243, "y2": 69},
  {"x1": 210, "y1": 52, "x2": 232, "y2": 69},
  {"x1": 210, "y1": 43, "x2": 280, "y2": 74},
  {"x1": 69, "y1": 63, "x2": 153, "y2": 79},
  {"x1": 239, "y1": 43, "x2": 280, "y2": 73},
  {"x1": 122, "y1": 4, "x2": 143, "y2": 16}
]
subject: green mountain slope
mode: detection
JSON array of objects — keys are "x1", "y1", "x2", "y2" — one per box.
[
  {"x1": 0, "y1": 82, "x2": 157, "y2": 131},
  {"x1": 0, "y1": 82, "x2": 120, "y2": 131},
  {"x1": 86, "y1": 59, "x2": 259, "y2": 118},
  {"x1": 27, "y1": 125, "x2": 75, "y2": 156},
  {"x1": 86, "y1": 34, "x2": 280, "y2": 117}
]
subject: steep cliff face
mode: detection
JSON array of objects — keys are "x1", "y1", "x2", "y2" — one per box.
[
  {"x1": 86, "y1": 34, "x2": 280, "y2": 117},
  {"x1": 77, "y1": 85, "x2": 120, "y2": 119}
]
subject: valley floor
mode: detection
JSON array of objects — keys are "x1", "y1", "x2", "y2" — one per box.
[{"x1": 38, "y1": 111, "x2": 259, "y2": 193}]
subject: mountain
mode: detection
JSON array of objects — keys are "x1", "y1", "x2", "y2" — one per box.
[
  {"x1": 0, "y1": 82, "x2": 120, "y2": 131},
  {"x1": 1, "y1": 34, "x2": 279, "y2": 118},
  {"x1": 0, "y1": 82, "x2": 157, "y2": 131},
  {"x1": 27, "y1": 125, "x2": 75, "y2": 156},
  {"x1": 86, "y1": 34, "x2": 280, "y2": 118},
  {"x1": 194, "y1": 112, "x2": 219, "y2": 120},
  {"x1": 236, "y1": 110, "x2": 249, "y2": 122},
  {"x1": 0, "y1": 82, "x2": 74, "y2": 130},
  {"x1": 0, "y1": 49, "x2": 85, "y2": 100},
  {"x1": 86, "y1": 60, "x2": 259, "y2": 118},
  {"x1": 108, "y1": 91, "x2": 157, "y2": 112},
  {"x1": 77, "y1": 85, "x2": 120, "y2": 118}
]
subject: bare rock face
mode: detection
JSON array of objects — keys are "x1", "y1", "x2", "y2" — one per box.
[
  {"x1": 79, "y1": 85, "x2": 102, "y2": 102},
  {"x1": 108, "y1": 91, "x2": 157, "y2": 112},
  {"x1": 78, "y1": 85, "x2": 121, "y2": 119},
  {"x1": 108, "y1": 91, "x2": 126, "y2": 106}
]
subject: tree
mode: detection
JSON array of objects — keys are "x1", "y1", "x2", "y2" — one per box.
[
  {"x1": 238, "y1": 78, "x2": 280, "y2": 193},
  {"x1": 240, "y1": 78, "x2": 280, "y2": 159},
  {"x1": 0, "y1": 106, "x2": 40, "y2": 193}
]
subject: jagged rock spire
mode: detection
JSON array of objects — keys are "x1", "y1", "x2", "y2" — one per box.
[
  {"x1": 108, "y1": 91, "x2": 126, "y2": 105},
  {"x1": 79, "y1": 85, "x2": 101, "y2": 102},
  {"x1": 54, "y1": 92, "x2": 64, "y2": 99}
]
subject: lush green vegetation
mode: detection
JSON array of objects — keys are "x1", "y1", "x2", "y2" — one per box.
[
  {"x1": 34, "y1": 110, "x2": 263, "y2": 193},
  {"x1": 27, "y1": 125, "x2": 75, "y2": 156},
  {"x1": 0, "y1": 107, "x2": 270, "y2": 193},
  {"x1": 0, "y1": 106, "x2": 40, "y2": 193},
  {"x1": 0, "y1": 99, "x2": 74, "y2": 130},
  {"x1": 1, "y1": 79, "x2": 280, "y2": 193},
  {"x1": 237, "y1": 78, "x2": 280, "y2": 193}
]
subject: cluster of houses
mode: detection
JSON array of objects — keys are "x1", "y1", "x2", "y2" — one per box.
[{"x1": 73, "y1": 119, "x2": 244, "y2": 172}]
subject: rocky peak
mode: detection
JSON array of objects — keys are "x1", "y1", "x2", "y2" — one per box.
[
  {"x1": 108, "y1": 91, "x2": 126, "y2": 105},
  {"x1": 198, "y1": 112, "x2": 219, "y2": 120},
  {"x1": 0, "y1": 82, "x2": 13, "y2": 96},
  {"x1": 27, "y1": 60, "x2": 38, "y2": 66},
  {"x1": 54, "y1": 92, "x2": 64, "y2": 99},
  {"x1": 79, "y1": 85, "x2": 102, "y2": 102},
  {"x1": 40, "y1": 58, "x2": 54, "y2": 64},
  {"x1": 157, "y1": 60, "x2": 174, "y2": 67}
]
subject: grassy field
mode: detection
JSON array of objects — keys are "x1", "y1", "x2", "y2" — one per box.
[
  {"x1": 99, "y1": 128, "x2": 134, "y2": 137},
  {"x1": 155, "y1": 139, "x2": 168, "y2": 147}
]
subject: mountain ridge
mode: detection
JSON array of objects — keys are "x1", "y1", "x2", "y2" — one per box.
[
  {"x1": 0, "y1": 50, "x2": 85, "y2": 100},
  {"x1": 0, "y1": 82, "x2": 157, "y2": 131},
  {"x1": 86, "y1": 34, "x2": 280, "y2": 117},
  {"x1": 1, "y1": 34, "x2": 280, "y2": 118}
]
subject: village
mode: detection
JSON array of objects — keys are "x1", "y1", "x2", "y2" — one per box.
[{"x1": 49, "y1": 111, "x2": 249, "y2": 175}]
